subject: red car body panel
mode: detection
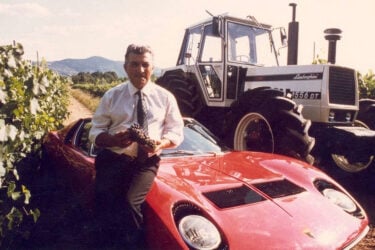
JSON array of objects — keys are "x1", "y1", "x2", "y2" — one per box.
[
  {"x1": 42, "y1": 119, "x2": 369, "y2": 249},
  {"x1": 144, "y1": 155, "x2": 368, "y2": 249}
]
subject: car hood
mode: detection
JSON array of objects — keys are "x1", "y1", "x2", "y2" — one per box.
[{"x1": 152, "y1": 151, "x2": 368, "y2": 249}]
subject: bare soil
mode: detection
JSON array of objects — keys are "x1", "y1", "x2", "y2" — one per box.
[{"x1": 64, "y1": 94, "x2": 93, "y2": 126}]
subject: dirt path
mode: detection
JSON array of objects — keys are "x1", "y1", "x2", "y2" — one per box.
[{"x1": 64, "y1": 95, "x2": 93, "y2": 125}]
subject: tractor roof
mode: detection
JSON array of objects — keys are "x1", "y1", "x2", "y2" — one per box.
[{"x1": 187, "y1": 13, "x2": 272, "y2": 31}]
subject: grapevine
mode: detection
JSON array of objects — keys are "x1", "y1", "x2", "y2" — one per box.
[{"x1": 0, "y1": 42, "x2": 70, "y2": 247}]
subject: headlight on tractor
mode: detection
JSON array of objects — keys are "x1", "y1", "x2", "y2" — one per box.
[
  {"x1": 178, "y1": 215, "x2": 221, "y2": 250},
  {"x1": 322, "y1": 188, "x2": 357, "y2": 213}
]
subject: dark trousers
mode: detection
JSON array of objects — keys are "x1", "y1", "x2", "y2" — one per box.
[{"x1": 94, "y1": 149, "x2": 160, "y2": 247}]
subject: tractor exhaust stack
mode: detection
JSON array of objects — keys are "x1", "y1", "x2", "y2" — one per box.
[
  {"x1": 324, "y1": 28, "x2": 342, "y2": 64},
  {"x1": 287, "y1": 3, "x2": 299, "y2": 65}
]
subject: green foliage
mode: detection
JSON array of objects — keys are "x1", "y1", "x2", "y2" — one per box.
[
  {"x1": 71, "y1": 71, "x2": 159, "y2": 97},
  {"x1": 0, "y1": 42, "x2": 70, "y2": 247},
  {"x1": 312, "y1": 55, "x2": 328, "y2": 65},
  {"x1": 71, "y1": 73, "x2": 157, "y2": 98},
  {"x1": 72, "y1": 82, "x2": 119, "y2": 97},
  {"x1": 358, "y1": 70, "x2": 375, "y2": 99},
  {"x1": 71, "y1": 71, "x2": 125, "y2": 85}
]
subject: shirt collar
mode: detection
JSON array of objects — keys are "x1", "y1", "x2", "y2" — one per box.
[{"x1": 128, "y1": 81, "x2": 153, "y2": 96}]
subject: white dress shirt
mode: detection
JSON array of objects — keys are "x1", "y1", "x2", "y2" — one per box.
[{"x1": 89, "y1": 81, "x2": 184, "y2": 157}]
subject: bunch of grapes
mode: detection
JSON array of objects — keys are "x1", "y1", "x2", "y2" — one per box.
[{"x1": 129, "y1": 123, "x2": 156, "y2": 149}]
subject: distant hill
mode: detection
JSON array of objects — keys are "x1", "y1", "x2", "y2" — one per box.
[
  {"x1": 47, "y1": 56, "x2": 126, "y2": 77},
  {"x1": 47, "y1": 56, "x2": 162, "y2": 78}
]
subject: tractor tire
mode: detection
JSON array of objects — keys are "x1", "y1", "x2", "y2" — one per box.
[
  {"x1": 157, "y1": 75, "x2": 203, "y2": 117},
  {"x1": 357, "y1": 98, "x2": 375, "y2": 130},
  {"x1": 227, "y1": 87, "x2": 315, "y2": 164},
  {"x1": 330, "y1": 120, "x2": 374, "y2": 172}
]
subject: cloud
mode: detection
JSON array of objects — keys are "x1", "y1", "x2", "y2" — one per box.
[{"x1": 0, "y1": 3, "x2": 51, "y2": 18}]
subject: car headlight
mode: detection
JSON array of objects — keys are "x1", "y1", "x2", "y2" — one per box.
[
  {"x1": 178, "y1": 215, "x2": 221, "y2": 250},
  {"x1": 322, "y1": 188, "x2": 357, "y2": 213}
]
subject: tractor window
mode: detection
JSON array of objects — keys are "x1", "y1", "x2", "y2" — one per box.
[
  {"x1": 200, "y1": 24, "x2": 222, "y2": 62},
  {"x1": 254, "y1": 33, "x2": 278, "y2": 66},
  {"x1": 227, "y1": 22, "x2": 277, "y2": 66},
  {"x1": 233, "y1": 36, "x2": 251, "y2": 62},
  {"x1": 199, "y1": 65, "x2": 221, "y2": 98},
  {"x1": 179, "y1": 26, "x2": 202, "y2": 65}
]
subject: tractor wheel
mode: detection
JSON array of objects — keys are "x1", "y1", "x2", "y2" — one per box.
[
  {"x1": 228, "y1": 87, "x2": 315, "y2": 164},
  {"x1": 330, "y1": 120, "x2": 374, "y2": 172},
  {"x1": 357, "y1": 98, "x2": 375, "y2": 130},
  {"x1": 233, "y1": 113, "x2": 274, "y2": 153},
  {"x1": 157, "y1": 76, "x2": 203, "y2": 117}
]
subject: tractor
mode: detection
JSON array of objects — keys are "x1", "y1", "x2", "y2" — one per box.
[{"x1": 156, "y1": 4, "x2": 375, "y2": 172}]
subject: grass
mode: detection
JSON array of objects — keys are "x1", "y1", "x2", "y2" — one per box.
[{"x1": 69, "y1": 88, "x2": 100, "y2": 112}]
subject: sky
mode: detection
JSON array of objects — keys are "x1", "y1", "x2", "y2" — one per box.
[{"x1": 1, "y1": 0, "x2": 374, "y2": 74}]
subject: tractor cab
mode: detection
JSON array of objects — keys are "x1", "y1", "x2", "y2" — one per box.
[{"x1": 176, "y1": 15, "x2": 284, "y2": 103}]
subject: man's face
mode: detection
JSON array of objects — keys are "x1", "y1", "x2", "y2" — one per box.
[{"x1": 124, "y1": 52, "x2": 154, "y2": 89}]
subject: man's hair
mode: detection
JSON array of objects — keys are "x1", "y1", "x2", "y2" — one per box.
[{"x1": 124, "y1": 44, "x2": 154, "y2": 64}]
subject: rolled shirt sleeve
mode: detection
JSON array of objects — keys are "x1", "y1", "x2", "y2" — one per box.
[
  {"x1": 89, "y1": 94, "x2": 111, "y2": 145},
  {"x1": 161, "y1": 92, "x2": 184, "y2": 147}
]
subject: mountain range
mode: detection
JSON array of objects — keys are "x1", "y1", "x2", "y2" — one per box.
[
  {"x1": 47, "y1": 56, "x2": 127, "y2": 77},
  {"x1": 47, "y1": 56, "x2": 163, "y2": 78}
]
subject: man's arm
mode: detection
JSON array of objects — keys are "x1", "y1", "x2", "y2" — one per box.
[{"x1": 160, "y1": 93, "x2": 184, "y2": 148}]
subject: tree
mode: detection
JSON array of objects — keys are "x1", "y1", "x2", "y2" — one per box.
[
  {"x1": 358, "y1": 70, "x2": 375, "y2": 99},
  {"x1": 72, "y1": 71, "x2": 119, "y2": 84},
  {"x1": 103, "y1": 71, "x2": 118, "y2": 83},
  {"x1": 72, "y1": 72, "x2": 95, "y2": 84}
]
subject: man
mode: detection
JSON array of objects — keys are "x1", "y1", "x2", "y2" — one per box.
[{"x1": 89, "y1": 44, "x2": 184, "y2": 248}]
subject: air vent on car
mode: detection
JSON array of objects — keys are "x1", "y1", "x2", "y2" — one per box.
[
  {"x1": 253, "y1": 179, "x2": 306, "y2": 198},
  {"x1": 203, "y1": 185, "x2": 265, "y2": 209}
]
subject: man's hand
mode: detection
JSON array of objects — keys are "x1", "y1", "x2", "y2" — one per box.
[
  {"x1": 114, "y1": 130, "x2": 132, "y2": 148},
  {"x1": 154, "y1": 138, "x2": 172, "y2": 152},
  {"x1": 138, "y1": 138, "x2": 171, "y2": 153},
  {"x1": 95, "y1": 130, "x2": 132, "y2": 148}
]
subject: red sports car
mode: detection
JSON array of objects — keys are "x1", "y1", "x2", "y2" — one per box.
[{"x1": 41, "y1": 117, "x2": 369, "y2": 249}]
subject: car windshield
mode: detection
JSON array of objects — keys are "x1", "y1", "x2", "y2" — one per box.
[
  {"x1": 161, "y1": 118, "x2": 229, "y2": 157},
  {"x1": 78, "y1": 118, "x2": 229, "y2": 157}
]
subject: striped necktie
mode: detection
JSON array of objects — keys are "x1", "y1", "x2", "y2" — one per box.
[
  {"x1": 136, "y1": 91, "x2": 148, "y2": 159},
  {"x1": 136, "y1": 90, "x2": 147, "y2": 131}
]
